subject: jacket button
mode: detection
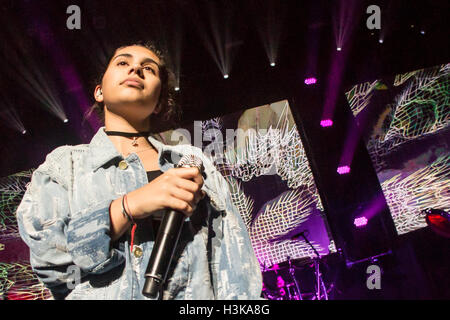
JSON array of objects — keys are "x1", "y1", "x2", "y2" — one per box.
[
  {"x1": 118, "y1": 160, "x2": 128, "y2": 170},
  {"x1": 133, "y1": 246, "x2": 143, "y2": 258}
]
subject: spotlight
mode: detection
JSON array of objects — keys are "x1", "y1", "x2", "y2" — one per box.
[
  {"x1": 354, "y1": 216, "x2": 368, "y2": 228},
  {"x1": 337, "y1": 165, "x2": 351, "y2": 175},
  {"x1": 420, "y1": 30, "x2": 425, "y2": 35},
  {"x1": 270, "y1": 62, "x2": 276, "y2": 67},
  {"x1": 22, "y1": 130, "x2": 27, "y2": 134},
  {"x1": 378, "y1": 39, "x2": 383, "y2": 43},
  {"x1": 320, "y1": 119, "x2": 333, "y2": 127},
  {"x1": 304, "y1": 77, "x2": 317, "y2": 85},
  {"x1": 174, "y1": 87, "x2": 180, "y2": 92},
  {"x1": 223, "y1": 74, "x2": 229, "y2": 79},
  {"x1": 63, "y1": 119, "x2": 69, "y2": 123},
  {"x1": 337, "y1": 47, "x2": 342, "y2": 51}
]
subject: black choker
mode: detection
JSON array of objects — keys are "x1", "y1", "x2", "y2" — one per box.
[{"x1": 105, "y1": 130, "x2": 150, "y2": 138}]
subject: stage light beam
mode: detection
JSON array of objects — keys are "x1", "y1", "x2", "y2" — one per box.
[
  {"x1": 252, "y1": 0, "x2": 286, "y2": 72},
  {"x1": 2, "y1": 20, "x2": 68, "y2": 124},
  {"x1": 190, "y1": 2, "x2": 239, "y2": 84},
  {"x1": 354, "y1": 216, "x2": 368, "y2": 227},
  {"x1": 332, "y1": 0, "x2": 358, "y2": 55},
  {"x1": 0, "y1": 107, "x2": 27, "y2": 135},
  {"x1": 320, "y1": 119, "x2": 333, "y2": 127},
  {"x1": 337, "y1": 165, "x2": 351, "y2": 175},
  {"x1": 304, "y1": 77, "x2": 317, "y2": 85}
]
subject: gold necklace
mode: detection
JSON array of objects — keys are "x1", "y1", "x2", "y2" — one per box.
[{"x1": 124, "y1": 145, "x2": 154, "y2": 157}]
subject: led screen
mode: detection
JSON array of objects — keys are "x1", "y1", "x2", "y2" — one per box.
[
  {"x1": 345, "y1": 63, "x2": 450, "y2": 235},
  {"x1": 158, "y1": 99, "x2": 336, "y2": 267}
]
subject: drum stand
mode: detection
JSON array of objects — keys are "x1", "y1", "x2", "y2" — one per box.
[
  {"x1": 296, "y1": 232, "x2": 329, "y2": 300},
  {"x1": 312, "y1": 257, "x2": 328, "y2": 300},
  {"x1": 287, "y1": 256, "x2": 303, "y2": 300}
]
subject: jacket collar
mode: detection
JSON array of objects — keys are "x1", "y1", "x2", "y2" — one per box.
[{"x1": 88, "y1": 126, "x2": 182, "y2": 172}]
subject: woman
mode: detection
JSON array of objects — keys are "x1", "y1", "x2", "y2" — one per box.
[{"x1": 16, "y1": 41, "x2": 262, "y2": 300}]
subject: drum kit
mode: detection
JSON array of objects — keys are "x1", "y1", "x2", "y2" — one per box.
[{"x1": 261, "y1": 231, "x2": 334, "y2": 300}]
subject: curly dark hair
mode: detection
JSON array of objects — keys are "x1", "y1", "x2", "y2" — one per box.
[{"x1": 84, "y1": 40, "x2": 181, "y2": 133}]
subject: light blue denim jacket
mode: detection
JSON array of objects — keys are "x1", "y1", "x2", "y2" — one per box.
[{"x1": 16, "y1": 127, "x2": 262, "y2": 300}]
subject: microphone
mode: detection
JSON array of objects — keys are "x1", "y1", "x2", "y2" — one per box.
[{"x1": 142, "y1": 154, "x2": 204, "y2": 299}]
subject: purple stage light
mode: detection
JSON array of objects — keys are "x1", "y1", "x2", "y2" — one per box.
[
  {"x1": 337, "y1": 165, "x2": 351, "y2": 174},
  {"x1": 304, "y1": 77, "x2": 317, "y2": 85},
  {"x1": 320, "y1": 119, "x2": 333, "y2": 127},
  {"x1": 354, "y1": 216, "x2": 368, "y2": 227}
]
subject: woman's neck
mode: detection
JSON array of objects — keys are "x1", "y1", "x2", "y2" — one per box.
[
  {"x1": 104, "y1": 108, "x2": 150, "y2": 133},
  {"x1": 104, "y1": 109, "x2": 153, "y2": 156}
]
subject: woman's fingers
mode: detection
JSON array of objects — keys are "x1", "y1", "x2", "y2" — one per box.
[
  {"x1": 173, "y1": 177, "x2": 203, "y2": 202},
  {"x1": 169, "y1": 197, "x2": 194, "y2": 217},
  {"x1": 131, "y1": 167, "x2": 205, "y2": 220},
  {"x1": 170, "y1": 167, "x2": 204, "y2": 189}
]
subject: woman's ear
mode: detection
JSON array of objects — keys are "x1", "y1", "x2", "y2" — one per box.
[
  {"x1": 153, "y1": 102, "x2": 162, "y2": 114},
  {"x1": 94, "y1": 85, "x2": 103, "y2": 103}
]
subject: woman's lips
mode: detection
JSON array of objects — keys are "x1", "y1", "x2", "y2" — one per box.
[{"x1": 122, "y1": 80, "x2": 144, "y2": 89}]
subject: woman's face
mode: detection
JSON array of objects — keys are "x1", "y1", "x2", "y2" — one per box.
[{"x1": 95, "y1": 45, "x2": 162, "y2": 120}]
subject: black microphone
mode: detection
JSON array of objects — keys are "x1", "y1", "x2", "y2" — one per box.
[{"x1": 142, "y1": 154, "x2": 204, "y2": 299}]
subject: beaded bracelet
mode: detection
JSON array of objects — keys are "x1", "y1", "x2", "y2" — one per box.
[{"x1": 121, "y1": 194, "x2": 135, "y2": 223}]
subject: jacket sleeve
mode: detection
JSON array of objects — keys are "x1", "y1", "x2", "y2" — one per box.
[
  {"x1": 195, "y1": 151, "x2": 263, "y2": 299},
  {"x1": 16, "y1": 153, "x2": 125, "y2": 291}
]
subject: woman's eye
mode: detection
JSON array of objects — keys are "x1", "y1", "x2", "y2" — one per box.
[
  {"x1": 116, "y1": 61, "x2": 156, "y2": 74},
  {"x1": 144, "y1": 66, "x2": 155, "y2": 74}
]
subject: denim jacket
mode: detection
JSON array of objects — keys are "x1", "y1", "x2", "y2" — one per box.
[{"x1": 16, "y1": 127, "x2": 262, "y2": 300}]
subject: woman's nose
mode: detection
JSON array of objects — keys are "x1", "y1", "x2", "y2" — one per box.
[{"x1": 129, "y1": 65, "x2": 143, "y2": 77}]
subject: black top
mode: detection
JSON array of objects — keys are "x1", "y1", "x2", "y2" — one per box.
[
  {"x1": 146, "y1": 169, "x2": 164, "y2": 219},
  {"x1": 146, "y1": 170, "x2": 163, "y2": 182},
  {"x1": 146, "y1": 170, "x2": 164, "y2": 236}
]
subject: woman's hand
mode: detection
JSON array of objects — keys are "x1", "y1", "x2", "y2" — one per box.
[{"x1": 126, "y1": 167, "x2": 205, "y2": 219}]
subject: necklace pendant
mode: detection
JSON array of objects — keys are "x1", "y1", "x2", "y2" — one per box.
[{"x1": 131, "y1": 137, "x2": 138, "y2": 146}]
